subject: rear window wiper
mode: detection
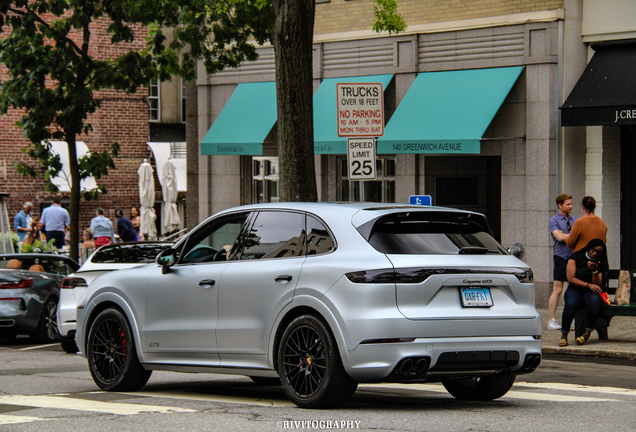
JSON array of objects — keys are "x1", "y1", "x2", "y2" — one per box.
[{"x1": 458, "y1": 246, "x2": 489, "y2": 254}]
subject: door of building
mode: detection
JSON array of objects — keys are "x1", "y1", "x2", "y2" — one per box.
[{"x1": 621, "y1": 125, "x2": 636, "y2": 268}]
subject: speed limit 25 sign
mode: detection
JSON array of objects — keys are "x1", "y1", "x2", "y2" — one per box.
[{"x1": 347, "y1": 138, "x2": 376, "y2": 180}]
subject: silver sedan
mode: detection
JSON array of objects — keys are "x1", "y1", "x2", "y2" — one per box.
[{"x1": 75, "y1": 202, "x2": 542, "y2": 408}]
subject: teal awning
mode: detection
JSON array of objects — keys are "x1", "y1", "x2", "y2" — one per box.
[
  {"x1": 314, "y1": 74, "x2": 394, "y2": 154},
  {"x1": 200, "y1": 82, "x2": 277, "y2": 155},
  {"x1": 377, "y1": 67, "x2": 523, "y2": 155}
]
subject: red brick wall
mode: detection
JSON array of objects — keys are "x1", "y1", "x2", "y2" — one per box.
[{"x1": 0, "y1": 17, "x2": 156, "y2": 243}]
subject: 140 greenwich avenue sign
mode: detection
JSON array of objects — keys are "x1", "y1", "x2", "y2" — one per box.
[{"x1": 337, "y1": 83, "x2": 384, "y2": 180}]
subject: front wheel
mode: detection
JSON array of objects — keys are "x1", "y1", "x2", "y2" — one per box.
[
  {"x1": 87, "y1": 308, "x2": 151, "y2": 391},
  {"x1": 442, "y1": 374, "x2": 516, "y2": 401},
  {"x1": 277, "y1": 314, "x2": 357, "y2": 409}
]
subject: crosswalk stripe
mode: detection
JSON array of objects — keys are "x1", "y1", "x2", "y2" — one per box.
[
  {"x1": 123, "y1": 390, "x2": 295, "y2": 407},
  {"x1": 0, "y1": 394, "x2": 196, "y2": 415},
  {"x1": 0, "y1": 415, "x2": 50, "y2": 425},
  {"x1": 515, "y1": 382, "x2": 636, "y2": 396},
  {"x1": 359, "y1": 383, "x2": 620, "y2": 402}
]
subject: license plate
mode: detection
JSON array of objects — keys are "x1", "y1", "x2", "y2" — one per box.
[{"x1": 459, "y1": 287, "x2": 494, "y2": 307}]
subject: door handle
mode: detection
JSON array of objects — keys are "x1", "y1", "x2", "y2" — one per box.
[
  {"x1": 274, "y1": 275, "x2": 293, "y2": 284},
  {"x1": 198, "y1": 279, "x2": 216, "y2": 288}
]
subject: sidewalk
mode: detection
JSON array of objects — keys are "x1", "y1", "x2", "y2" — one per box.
[{"x1": 539, "y1": 307, "x2": 636, "y2": 360}]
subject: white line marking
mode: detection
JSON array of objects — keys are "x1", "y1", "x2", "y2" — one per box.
[
  {"x1": 18, "y1": 343, "x2": 59, "y2": 351},
  {"x1": 0, "y1": 395, "x2": 195, "y2": 415},
  {"x1": 515, "y1": 382, "x2": 636, "y2": 396},
  {"x1": 0, "y1": 415, "x2": 50, "y2": 425},
  {"x1": 123, "y1": 390, "x2": 295, "y2": 407},
  {"x1": 359, "y1": 383, "x2": 620, "y2": 402}
]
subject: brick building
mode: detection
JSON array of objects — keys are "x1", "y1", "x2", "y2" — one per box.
[{"x1": 1, "y1": 18, "x2": 164, "y2": 244}]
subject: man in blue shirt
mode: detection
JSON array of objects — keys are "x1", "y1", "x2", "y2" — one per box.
[
  {"x1": 547, "y1": 193, "x2": 576, "y2": 330},
  {"x1": 14, "y1": 201, "x2": 33, "y2": 242},
  {"x1": 41, "y1": 196, "x2": 70, "y2": 249}
]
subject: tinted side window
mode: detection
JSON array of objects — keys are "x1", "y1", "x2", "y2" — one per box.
[
  {"x1": 240, "y1": 212, "x2": 304, "y2": 260},
  {"x1": 305, "y1": 215, "x2": 334, "y2": 256},
  {"x1": 181, "y1": 213, "x2": 249, "y2": 264}
]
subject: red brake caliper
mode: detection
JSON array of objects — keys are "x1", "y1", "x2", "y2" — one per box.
[{"x1": 119, "y1": 329, "x2": 126, "y2": 363}]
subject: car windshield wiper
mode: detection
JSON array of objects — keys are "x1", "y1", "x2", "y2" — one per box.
[{"x1": 458, "y1": 246, "x2": 489, "y2": 254}]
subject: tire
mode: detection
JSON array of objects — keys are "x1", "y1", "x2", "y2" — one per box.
[
  {"x1": 87, "y1": 308, "x2": 152, "y2": 391},
  {"x1": 32, "y1": 298, "x2": 58, "y2": 343},
  {"x1": 442, "y1": 373, "x2": 516, "y2": 401},
  {"x1": 277, "y1": 314, "x2": 357, "y2": 409},
  {"x1": 60, "y1": 337, "x2": 78, "y2": 354},
  {"x1": 249, "y1": 376, "x2": 281, "y2": 386}
]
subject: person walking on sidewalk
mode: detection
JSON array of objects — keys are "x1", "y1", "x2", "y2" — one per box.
[
  {"x1": 547, "y1": 194, "x2": 576, "y2": 330},
  {"x1": 566, "y1": 196, "x2": 608, "y2": 252},
  {"x1": 14, "y1": 201, "x2": 33, "y2": 242}
]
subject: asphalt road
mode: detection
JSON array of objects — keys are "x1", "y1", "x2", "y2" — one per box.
[{"x1": 1, "y1": 338, "x2": 635, "y2": 432}]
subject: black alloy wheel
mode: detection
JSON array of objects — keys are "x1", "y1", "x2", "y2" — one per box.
[
  {"x1": 278, "y1": 314, "x2": 357, "y2": 408},
  {"x1": 33, "y1": 298, "x2": 58, "y2": 343},
  {"x1": 87, "y1": 308, "x2": 151, "y2": 391}
]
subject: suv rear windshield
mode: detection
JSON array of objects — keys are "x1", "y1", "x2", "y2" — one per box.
[
  {"x1": 363, "y1": 212, "x2": 507, "y2": 255},
  {"x1": 91, "y1": 243, "x2": 172, "y2": 264}
]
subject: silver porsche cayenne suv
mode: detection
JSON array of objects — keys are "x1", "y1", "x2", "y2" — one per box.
[{"x1": 75, "y1": 202, "x2": 541, "y2": 408}]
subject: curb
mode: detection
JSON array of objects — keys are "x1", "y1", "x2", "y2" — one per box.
[{"x1": 542, "y1": 346, "x2": 636, "y2": 361}]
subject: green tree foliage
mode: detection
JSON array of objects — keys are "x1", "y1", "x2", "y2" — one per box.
[
  {"x1": 0, "y1": 0, "x2": 167, "y2": 261},
  {"x1": 373, "y1": 0, "x2": 407, "y2": 35}
]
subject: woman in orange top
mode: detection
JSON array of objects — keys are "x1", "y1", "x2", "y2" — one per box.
[{"x1": 566, "y1": 196, "x2": 608, "y2": 252}]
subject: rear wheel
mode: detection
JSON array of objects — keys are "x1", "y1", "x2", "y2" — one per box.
[
  {"x1": 59, "y1": 337, "x2": 78, "y2": 354},
  {"x1": 277, "y1": 314, "x2": 357, "y2": 408},
  {"x1": 442, "y1": 374, "x2": 516, "y2": 401},
  {"x1": 87, "y1": 308, "x2": 151, "y2": 391},
  {"x1": 32, "y1": 298, "x2": 58, "y2": 343}
]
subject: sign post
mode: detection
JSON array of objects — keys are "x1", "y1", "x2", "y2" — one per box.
[{"x1": 338, "y1": 83, "x2": 384, "y2": 181}]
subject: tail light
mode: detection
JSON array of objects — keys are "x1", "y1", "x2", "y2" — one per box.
[
  {"x1": 0, "y1": 279, "x2": 33, "y2": 289},
  {"x1": 62, "y1": 277, "x2": 88, "y2": 289}
]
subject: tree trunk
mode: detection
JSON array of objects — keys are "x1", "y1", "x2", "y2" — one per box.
[
  {"x1": 67, "y1": 133, "x2": 80, "y2": 263},
  {"x1": 272, "y1": 0, "x2": 318, "y2": 202}
]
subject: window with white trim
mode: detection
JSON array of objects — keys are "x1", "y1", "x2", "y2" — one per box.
[
  {"x1": 181, "y1": 77, "x2": 187, "y2": 123},
  {"x1": 253, "y1": 157, "x2": 279, "y2": 203},
  {"x1": 337, "y1": 156, "x2": 395, "y2": 202},
  {"x1": 149, "y1": 79, "x2": 160, "y2": 122}
]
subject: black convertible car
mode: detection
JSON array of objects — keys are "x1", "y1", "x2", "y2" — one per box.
[{"x1": 0, "y1": 254, "x2": 79, "y2": 342}]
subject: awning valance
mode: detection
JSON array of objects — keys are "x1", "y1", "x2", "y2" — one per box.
[
  {"x1": 377, "y1": 67, "x2": 523, "y2": 154},
  {"x1": 561, "y1": 43, "x2": 636, "y2": 126},
  {"x1": 200, "y1": 82, "x2": 277, "y2": 155},
  {"x1": 313, "y1": 74, "x2": 394, "y2": 154}
]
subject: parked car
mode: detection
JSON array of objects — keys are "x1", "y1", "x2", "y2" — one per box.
[
  {"x1": 76, "y1": 203, "x2": 542, "y2": 408},
  {"x1": 58, "y1": 242, "x2": 173, "y2": 353},
  {"x1": 0, "y1": 254, "x2": 79, "y2": 343}
]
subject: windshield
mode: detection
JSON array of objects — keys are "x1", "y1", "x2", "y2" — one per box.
[{"x1": 90, "y1": 243, "x2": 172, "y2": 264}]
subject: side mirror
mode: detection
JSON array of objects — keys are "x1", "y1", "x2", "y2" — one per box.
[
  {"x1": 507, "y1": 243, "x2": 525, "y2": 259},
  {"x1": 156, "y1": 249, "x2": 176, "y2": 274}
]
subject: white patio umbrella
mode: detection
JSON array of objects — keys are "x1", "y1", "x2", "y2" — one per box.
[
  {"x1": 161, "y1": 158, "x2": 180, "y2": 233},
  {"x1": 138, "y1": 159, "x2": 157, "y2": 240}
]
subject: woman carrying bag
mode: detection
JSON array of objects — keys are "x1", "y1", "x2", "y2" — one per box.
[{"x1": 560, "y1": 238, "x2": 608, "y2": 347}]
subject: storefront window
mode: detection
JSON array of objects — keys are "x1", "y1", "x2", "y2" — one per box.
[
  {"x1": 337, "y1": 156, "x2": 395, "y2": 203},
  {"x1": 253, "y1": 157, "x2": 279, "y2": 203}
]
